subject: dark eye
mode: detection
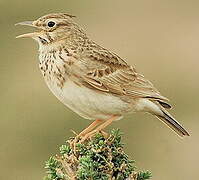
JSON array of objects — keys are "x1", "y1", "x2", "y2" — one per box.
[{"x1": 47, "y1": 21, "x2": 56, "y2": 27}]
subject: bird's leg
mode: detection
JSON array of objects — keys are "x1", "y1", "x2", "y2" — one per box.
[
  {"x1": 78, "y1": 119, "x2": 103, "y2": 137},
  {"x1": 101, "y1": 130, "x2": 109, "y2": 138},
  {"x1": 80, "y1": 115, "x2": 118, "y2": 142},
  {"x1": 72, "y1": 119, "x2": 103, "y2": 147}
]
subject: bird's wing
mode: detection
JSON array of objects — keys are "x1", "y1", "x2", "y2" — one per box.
[{"x1": 71, "y1": 46, "x2": 170, "y2": 105}]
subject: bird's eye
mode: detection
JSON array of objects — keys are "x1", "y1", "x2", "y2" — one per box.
[{"x1": 47, "y1": 21, "x2": 56, "y2": 27}]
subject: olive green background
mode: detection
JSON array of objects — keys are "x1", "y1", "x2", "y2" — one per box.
[{"x1": 1, "y1": 0, "x2": 199, "y2": 179}]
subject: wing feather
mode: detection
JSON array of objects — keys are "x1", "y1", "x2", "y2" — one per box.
[{"x1": 69, "y1": 44, "x2": 169, "y2": 104}]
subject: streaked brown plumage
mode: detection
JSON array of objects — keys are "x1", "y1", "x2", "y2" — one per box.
[{"x1": 16, "y1": 13, "x2": 189, "y2": 138}]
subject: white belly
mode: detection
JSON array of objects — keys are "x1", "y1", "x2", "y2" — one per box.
[{"x1": 45, "y1": 79, "x2": 132, "y2": 120}]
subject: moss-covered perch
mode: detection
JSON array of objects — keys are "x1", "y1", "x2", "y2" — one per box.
[{"x1": 43, "y1": 129, "x2": 152, "y2": 180}]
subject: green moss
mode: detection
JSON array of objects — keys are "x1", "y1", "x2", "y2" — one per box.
[
  {"x1": 59, "y1": 145, "x2": 71, "y2": 155},
  {"x1": 137, "y1": 171, "x2": 152, "y2": 180},
  {"x1": 44, "y1": 129, "x2": 152, "y2": 180},
  {"x1": 44, "y1": 157, "x2": 62, "y2": 180}
]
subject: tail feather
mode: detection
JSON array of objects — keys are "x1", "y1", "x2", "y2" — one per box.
[
  {"x1": 138, "y1": 98, "x2": 189, "y2": 137},
  {"x1": 158, "y1": 100, "x2": 172, "y2": 109},
  {"x1": 156, "y1": 110, "x2": 190, "y2": 137}
]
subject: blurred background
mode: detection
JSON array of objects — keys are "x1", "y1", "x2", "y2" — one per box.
[{"x1": 1, "y1": 0, "x2": 199, "y2": 179}]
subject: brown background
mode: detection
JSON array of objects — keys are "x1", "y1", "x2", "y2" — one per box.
[{"x1": 0, "y1": 0, "x2": 199, "y2": 179}]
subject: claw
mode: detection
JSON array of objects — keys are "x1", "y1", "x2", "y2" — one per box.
[
  {"x1": 70, "y1": 129, "x2": 78, "y2": 136},
  {"x1": 70, "y1": 116, "x2": 119, "y2": 150},
  {"x1": 79, "y1": 129, "x2": 99, "y2": 143},
  {"x1": 101, "y1": 130, "x2": 109, "y2": 138}
]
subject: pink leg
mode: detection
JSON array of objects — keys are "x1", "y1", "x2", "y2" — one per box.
[
  {"x1": 78, "y1": 119, "x2": 103, "y2": 137},
  {"x1": 80, "y1": 115, "x2": 119, "y2": 142}
]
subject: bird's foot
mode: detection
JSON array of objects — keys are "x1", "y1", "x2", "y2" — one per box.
[
  {"x1": 78, "y1": 130, "x2": 109, "y2": 143},
  {"x1": 71, "y1": 130, "x2": 109, "y2": 149},
  {"x1": 70, "y1": 116, "x2": 118, "y2": 150}
]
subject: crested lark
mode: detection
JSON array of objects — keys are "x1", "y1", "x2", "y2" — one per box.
[{"x1": 16, "y1": 13, "x2": 189, "y2": 138}]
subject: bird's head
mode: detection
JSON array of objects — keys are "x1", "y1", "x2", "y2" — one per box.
[{"x1": 16, "y1": 13, "x2": 85, "y2": 46}]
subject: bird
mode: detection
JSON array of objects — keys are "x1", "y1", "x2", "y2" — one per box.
[{"x1": 16, "y1": 13, "x2": 189, "y2": 139}]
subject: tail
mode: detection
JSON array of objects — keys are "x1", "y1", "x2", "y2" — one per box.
[
  {"x1": 140, "y1": 98, "x2": 190, "y2": 137},
  {"x1": 155, "y1": 109, "x2": 190, "y2": 137}
]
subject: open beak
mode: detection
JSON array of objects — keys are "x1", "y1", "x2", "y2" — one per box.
[
  {"x1": 15, "y1": 21, "x2": 39, "y2": 38},
  {"x1": 15, "y1": 21, "x2": 35, "y2": 27}
]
